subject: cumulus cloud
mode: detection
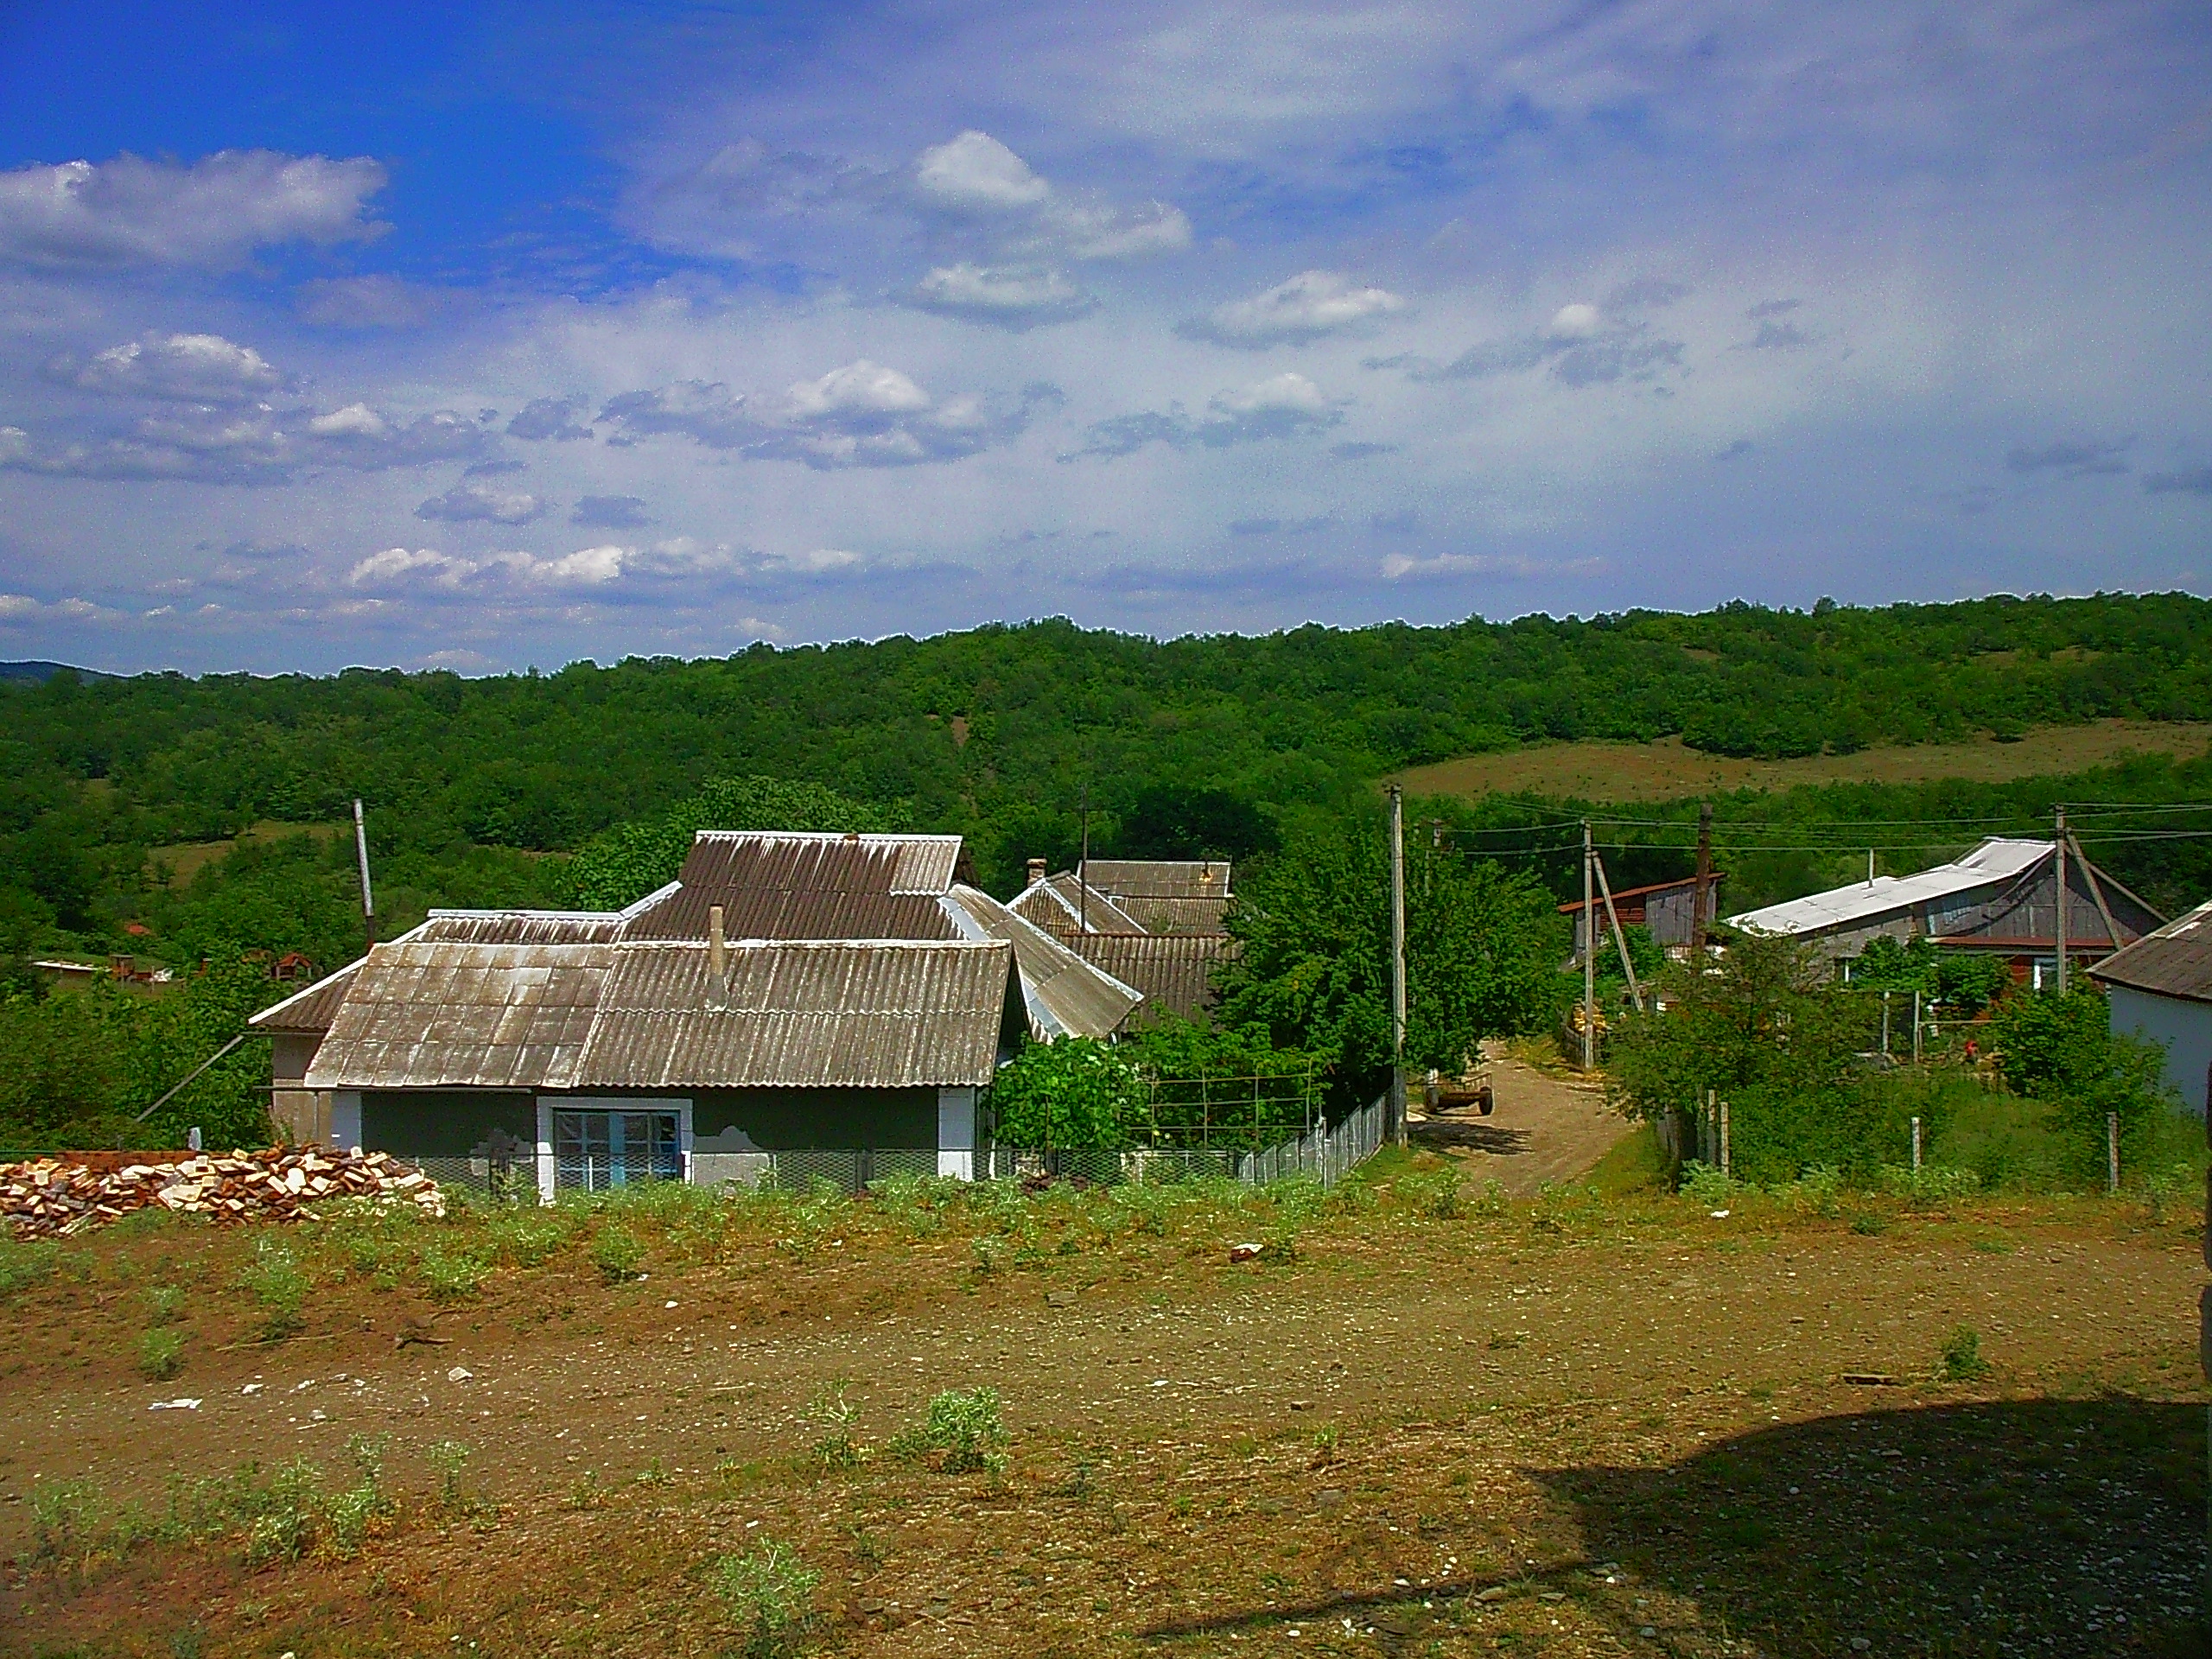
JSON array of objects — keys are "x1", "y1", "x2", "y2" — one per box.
[
  {"x1": 0, "y1": 150, "x2": 387, "y2": 270},
  {"x1": 597, "y1": 361, "x2": 1049, "y2": 469},
  {"x1": 506, "y1": 397, "x2": 593, "y2": 441},
  {"x1": 2144, "y1": 465, "x2": 2212, "y2": 495},
  {"x1": 1046, "y1": 198, "x2": 1192, "y2": 260},
  {"x1": 415, "y1": 480, "x2": 546, "y2": 525},
  {"x1": 45, "y1": 333, "x2": 285, "y2": 403},
  {"x1": 2005, "y1": 439, "x2": 2130, "y2": 477},
  {"x1": 0, "y1": 402, "x2": 490, "y2": 485},
  {"x1": 1380, "y1": 551, "x2": 1603, "y2": 581},
  {"x1": 296, "y1": 274, "x2": 457, "y2": 329},
  {"x1": 300, "y1": 405, "x2": 493, "y2": 470},
  {"x1": 915, "y1": 131, "x2": 1052, "y2": 211},
  {"x1": 0, "y1": 592, "x2": 118, "y2": 625},
  {"x1": 1065, "y1": 372, "x2": 1344, "y2": 460},
  {"x1": 907, "y1": 263, "x2": 1096, "y2": 327},
  {"x1": 350, "y1": 543, "x2": 626, "y2": 591},
  {"x1": 346, "y1": 536, "x2": 861, "y2": 600},
  {"x1": 1393, "y1": 300, "x2": 1684, "y2": 389},
  {"x1": 909, "y1": 130, "x2": 1189, "y2": 263},
  {"x1": 572, "y1": 494, "x2": 652, "y2": 528},
  {"x1": 1181, "y1": 270, "x2": 1407, "y2": 346}
]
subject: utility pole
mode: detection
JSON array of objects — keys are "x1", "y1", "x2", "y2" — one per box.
[
  {"x1": 1582, "y1": 820, "x2": 1597, "y2": 1072},
  {"x1": 2054, "y1": 804, "x2": 2069, "y2": 995},
  {"x1": 1690, "y1": 800, "x2": 1713, "y2": 962},
  {"x1": 1389, "y1": 785, "x2": 1408, "y2": 1147},
  {"x1": 1078, "y1": 788, "x2": 1090, "y2": 936},
  {"x1": 352, "y1": 798, "x2": 376, "y2": 955}
]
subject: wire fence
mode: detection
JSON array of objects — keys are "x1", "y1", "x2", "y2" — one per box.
[
  {"x1": 380, "y1": 1092, "x2": 1389, "y2": 1202},
  {"x1": 1130, "y1": 1066, "x2": 1326, "y2": 1151}
]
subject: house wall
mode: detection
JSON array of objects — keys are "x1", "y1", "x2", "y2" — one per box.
[
  {"x1": 2107, "y1": 985, "x2": 2212, "y2": 1118},
  {"x1": 269, "y1": 1033, "x2": 331, "y2": 1146},
  {"x1": 353, "y1": 1084, "x2": 939, "y2": 1157},
  {"x1": 362, "y1": 1090, "x2": 537, "y2": 1155}
]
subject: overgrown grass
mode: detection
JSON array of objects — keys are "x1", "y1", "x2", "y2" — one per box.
[
  {"x1": 709, "y1": 1541, "x2": 820, "y2": 1659},
  {"x1": 893, "y1": 1387, "x2": 1009, "y2": 1476}
]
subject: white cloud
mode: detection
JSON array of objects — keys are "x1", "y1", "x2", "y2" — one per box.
[
  {"x1": 1065, "y1": 372, "x2": 1344, "y2": 459},
  {"x1": 0, "y1": 150, "x2": 387, "y2": 270},
  {"x1": 0, "y1": 593, "x2": 118, "y2": 624},
  {"x1": 1548, "y1": 302, "x2": 1602, "y2": 338},
  {"x1": 296, "y1": 274, "x2": 457, "y2": 329},
  {"x1": 506, "y1": 397, "x2": 593, "y2": 441},
  {"x1": 48, "y1": 332, "x2": 286, "y2": 403},
  {"x1": 416, "y1": 481, "x2": 546, "y2": 524},
  {"x1": 1049, "y1": 200, "x2": 1192, "y2": 261},
  {"x1": 1380, "y1": 551, "x2": 1604, "y2": 580},
  {"x1": 1183, "y1": 270, "x2": 1407, "y2": 345},
  {"x1": 909, "y1": 263, "x2": 1095, "y2": 327},
  {"x1": 914, "y1": 130, "x2": 1051, "y2": 211},
  {"x1": 0, "y1": 401, "x2": 489, "y2": 485},
  {"x1": 785, "y1": 359, "x2": 932, "y2": 417}
]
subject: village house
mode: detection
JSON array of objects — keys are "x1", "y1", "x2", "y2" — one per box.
[
  {"x1": 2089, "y1": 897, "x2": 2212, "y2": 1117},
  {"x1": 1007, "y1": 857, "x2": 1241, "y2": 1023},
  {"x1": 1558, "y1": 871, "x2": 1726, "y2": 960}
]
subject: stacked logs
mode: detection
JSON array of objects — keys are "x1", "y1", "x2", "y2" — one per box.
[{"x1": 0, "y1": 1148, "x2": 443, "y2": 1237}]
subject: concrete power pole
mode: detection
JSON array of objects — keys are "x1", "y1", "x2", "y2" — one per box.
[
  {"x1": 2054, "y1": 804, "x2": 2069, "y2": 995},
  {"x1": 352, "y1": 798, "x2": 376, "y2": 955},
  {"x1": 1389, "y1": 785, "x2": 1408, "y2": 1147},
  {"x1": 1690, "y1": 800, "x2": 1713, "y2": 962},
  {"x1": 1582, "y1": 820, "x2": 1597, "y2": 1073}
]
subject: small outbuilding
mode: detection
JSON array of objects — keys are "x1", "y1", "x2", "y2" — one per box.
[{"x1": 2088, "y1": 897, "x2": 2212, "y2": 1117}]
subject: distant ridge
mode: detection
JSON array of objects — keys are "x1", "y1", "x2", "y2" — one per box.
[{"x1": 0, "y1": 661, "x2": 113, "y2": 685}]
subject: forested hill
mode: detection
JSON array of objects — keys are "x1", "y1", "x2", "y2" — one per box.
[{"x1": 2, "y1": 591, "x2": 2209, "y2": 968}]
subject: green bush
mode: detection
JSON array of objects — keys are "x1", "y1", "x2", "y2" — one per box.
[
  {"x1": 1878, "y1": 1164, "x2": 1981, "y2": 1205},
  {"x1": 588, "y1": 1222, "x2": 645, "y2": 1283},
  {"x1": 709, "y1": 1541, "x2": 821, "y2": 1659},
  {"x1": 988, "y1": 1038, "x2": 1141, "y2": 1150},
  {"x1": 137, "y1": 1328, "x2": 185, "y2": 1381},
  {"x1": 1941, "y1": 1325, "x2": 1990, "y2": 1382},
  {"x1": 893, "y1": 1387, "x2": 1009, "y2": 1476},
  {"x1": 1395, "y1": 1167, "x2": 1465, "y2": 1219},
  {"x1": 416, "y1": 1246, "x2": 490, "y2": 1300}
]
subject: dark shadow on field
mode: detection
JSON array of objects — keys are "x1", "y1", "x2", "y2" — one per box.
[
  {"x1": 1135, "y1": 1398, "x2": 2207, "y2": 1657},
  {"x1": 1409, "y1": 1117, "x2": 1530, "y2": 1156}
]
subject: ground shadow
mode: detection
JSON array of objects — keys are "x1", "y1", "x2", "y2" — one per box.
[
  {"x1": 1137, "y1": 1397, "x2": 2205, "y2": 1656},
  {"x1": 1410, "y1": 1117, "x2": 1531, "y2": 1156}
]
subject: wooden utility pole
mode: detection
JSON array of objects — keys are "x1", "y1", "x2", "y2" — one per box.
[
  {"x1": 1389, "y1": 785, "x2": 1408, "y2": 1147},
  {"x1": 1077, "y1": 789, "x2": 1090, "y2": 935},
  {"x1": 1581, "y1": 820, "x2": 1597, "y2": 1072},
  {"x1": 1593, "y1": 849, "x2": 1644, "y2": 1012},
  {"x1": 1690, "y1": 801, "x2": 1713, "y2": 961},
  {"x1": 352, "y1": 798, "x2": 376, "y2": 953},
  {"x1": 2054, "y1": 804, "x2": 2069, "y2": 995}
]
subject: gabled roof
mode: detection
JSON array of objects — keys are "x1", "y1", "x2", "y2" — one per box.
[
  {"x1": 2090, "y1": 898, "x2": 2212, "y2": 1005},
  {"x1": 1079, "y1": 859, "x2": 1232, "y2": 899},
  {"x1": 250, "y1": 958, "x2": 365, "y2": 1035},
  {"x1": 1726, "y1": 838, "x2": 2052, "y2": 937},
  {"x1": 1073, "y1": 932, "x2": 1239, "y2": 1024},
  {"x1": 1560, "y1": 873, "x2": 1728, "y2": 915},
  {"x1": 624, "y1": 832, "x2": 961, "y2": 941},
  {"x1": 940, "y1": 885, "x2": 1141, "y2": 1039},
  {"x1": 1007, "y1": 872, "x2": 1147, "y2": 936}
]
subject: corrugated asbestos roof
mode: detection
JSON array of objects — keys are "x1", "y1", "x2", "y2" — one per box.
[
  {"x1": 940, "y1": 885, "x2": 1141, "y2": 1039},
  {"x1": 576, "y1": 940, "x2": 1009, "y2": 1089},
  {"x1": 2090, "y1": 899, "x2": 2212, "y2": 1004},
  {"x1": 625, "y1": 833, "x2": 961, "y2": 940},
  {"x1": 1073, "y1": 932, "x2": 1239, "y2": 1023},
  {"x1": 416, "y1": 910, "x2": 632, "y2": 945},
  {"x1": 1109, "y1": 894, "x2": 1232, "y2": 935},
  {"x1": 1726, "y1": 838, "x2": 2053, "y2": 936},
  {"x1": 1007, "y1": 874, "x2": 1146, "y2": 936},
  {"x1": 1080, "y1": 859, "x2": 1232, "y2": 899},
  {"x1": 304, "y1": 942, "x2": 615, "y2": 1090},
  {"x1": 249, "y1": 959, "x2": 364, "y2": 1034}
]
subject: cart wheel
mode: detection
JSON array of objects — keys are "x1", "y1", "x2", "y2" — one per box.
[{"x1": 1477, "y1": 1088, "x2": 1495, "y2": 1116}]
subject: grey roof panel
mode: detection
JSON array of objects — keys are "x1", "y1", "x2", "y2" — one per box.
[
  {"x1": 941, "y1": 885, "x2": 1141, "y2": 1039},
  {"x1": 1080, "y1": 859, "x2": 1232, "y2": 900},
  {"x1": 249, "y1": 959, "x2": 364, "y2": 1034},
  {"x1": 625, "y1": 833, "x2": 962, "y2": 940},
  {"x1": 2089, "y1": 899, "x2": 2212, "y2": 1003},
  {"x1": 1007, "y1": 873, "x2": 1147, "y2": 936},
  {"x1": 1074, "y1": 932, "x2": 1239, "y2": 1023}
]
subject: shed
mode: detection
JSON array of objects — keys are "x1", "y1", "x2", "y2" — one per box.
[
  {"x1": 1558, "y1": 872, "x2": 1726, "y2": 957},
  {"x1": 2089, "y1": 898, "x2": 2212, "y2": 1117}
]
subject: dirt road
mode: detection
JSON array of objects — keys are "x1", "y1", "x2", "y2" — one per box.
[{"x1": 1411, "y1": 1049, "x2": 1634, "y2": 1193}]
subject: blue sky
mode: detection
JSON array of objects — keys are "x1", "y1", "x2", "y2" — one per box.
[{"x1": 1, "y1": 0, "x2": 2208, "y2": 672}]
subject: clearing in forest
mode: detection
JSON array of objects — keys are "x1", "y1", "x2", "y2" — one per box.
[{"x1": 1394, "y1": 718, "x2": 2212, "y2": 804}]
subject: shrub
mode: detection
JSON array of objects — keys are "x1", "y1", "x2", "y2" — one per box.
[
  {"x1": 137, "y1": 1328, "x2": 185, "y2": 1381},
  {"x1": 588, "y1": 1223, "x2": 645, "y2": 1283},
  {"x1": 1941, "y1": 1325, "x2": 1990, "y2": 1382},
  {"x1": 1677, "y1": 1160, "x2": 1739, "y2": 1207},
  {"x1": 893, "y1": 1387, "x2": 1009, "y2": 1476},
  {"x1": 804, "y1": 1382, "x2": 866, "y2": 1470},
  {"x1": 988, "y1": 1038, "x2": 1141, "y2": 1150},
  {"x1": 1878, "y1": 1164, "x2": 1981, "y2": 1205},
  {"x1": 709, "y1": 1541, "x2": 821, "y2": 1659},
  {"x1": 241, "y1": 1237, "x2": 308, "y2": 1340},
  {"x1": 1395, "y1": 1167, "x2": 1465, "y2": 1219}
]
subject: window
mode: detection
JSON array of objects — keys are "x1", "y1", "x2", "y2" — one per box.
[{"x1": 553, "y1": 1109, "x2": 681, "y2": 1191}]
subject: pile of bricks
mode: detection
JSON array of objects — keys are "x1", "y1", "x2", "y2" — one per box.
[{"x1": 0, "y1": 1147, "x2": 443, "y2": 1237}]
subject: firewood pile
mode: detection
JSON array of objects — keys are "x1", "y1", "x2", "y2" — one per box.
[{"x1": 0, "y1": 1148, "x2": 443, "y2": 1237}]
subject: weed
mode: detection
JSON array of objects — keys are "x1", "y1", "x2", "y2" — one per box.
[
  {"x1": 137, "y1": 1327, "x2": 185, "y2": 1380},
  {"x1": 427, "y1": 1440, "x2": 473, "y2": 1513},
  {"x1": 144, "y1": 1284, "x2": 186, "y2": 1325},
  {"x1": 242, "y1": 1459, "x2": 325, "y2": 1566},
  {"x1": 1678, "y1": 1161, "x2": 1739, "y2": 1208},
  {"x1": 1941, "y1": 1325, "x2": 1991, "y2": 1382},
  {"x1": 893, "y1": 1386, "x2": 1009, "y2": 1476},
  {"x1": 804, "y1": 1380, "x2": 867, "y2": 1470},
  {"x1": 241, "y1": 1236, "x2": 308, "y2": 1340},
  {"x1": 710, "y1": 1540, "x2": 821, "y2": 1659},
  {"x1": 1848, "y1": 1211, "x2": 1888, "y2": 1236},
  {"x1": 588, "y1": 1222, "x2": 645, "y2": 1283},
  {"x1": 322, "y1": 1443, "x2": 395, "y2": 1560},
  {"x1": 1312, "y1": 1423, "x2": 1340, "y2": 1457},
  {"x1": 30, "y1": 1478, "x2": 105, "y2": 1566},
  {"x1": 1879, "y1": 1164, "x2": 1981, "y2": 1205},
  {"x1": 0, "y1": 1236, "x2": 59, "y2": 1299},
  {"x1": 1398, "y1": 1167, "x2": 1465, "y2": 1219},
  {"x1": 416, "y1": 1245, "x2": 490, "y2": 1300},
  {"x1": 166, "y1": 1624, "x2": 206, "y2": 1659},
  {"x1": 637, "y1": 1458, "x2": 671, "y2": 1485},
  {"x1": 969, "y1": 1236, "x2": 1003, "y2": 1275},
  {"x1": 481, "y1": 1207, "x2": 577, "y2": 1268},
  {"x1": 1487, "y1": 1331, "x2": 1522, "y2": 1351},
  {"x1": 843, "y1": 1522, "x2": 885, "y2": 1567},
  {"x1": 1782, "y1": 1166, "x2": 1843, "y2": 1217},
  {"x1": 563, "y1": 1469, "x2": 607, "y2": 1510}
]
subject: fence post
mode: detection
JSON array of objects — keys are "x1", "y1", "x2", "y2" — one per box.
[
  {"x1": 1912, "y1": 990, "x2": 1923, "y2": 1065},
  {"x1": 2107, "y1": 1111, "x2": 2120, "y2": 1194},
  {"x1": 1719, "y1": 1100, "x2": 1731, "y2": 1179},
  {"x1": 1911, "y1": 1116, "x2": 1923, "y2": 1172}
]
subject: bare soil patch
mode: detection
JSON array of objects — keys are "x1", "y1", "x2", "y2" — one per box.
[
  {"x1": 1, "y1": 1179, "x2": 2201, "y2": 1657},
  {"x1": 1393, "y1": 720, "x2": 2212, "y2": 804},
  {"x1": 1413, "y1": 1052, "x2": 1633, "y2": 1195}
]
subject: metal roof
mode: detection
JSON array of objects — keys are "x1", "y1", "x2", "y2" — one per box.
[
  {"x1": 1072, "y1": 932, "x2": 1239, "y2": 1023},
  {"x1": 940, "y1": 885, "x2": 1141, "y2": 1039},
  {"x1": 2089, "y1": 898, "x2": 2212, "y2": 1004},
  {"x1": 1109, "y1": 893, "x2": 1232, "y2": 936},
  {"x1": 416, "y1": 910, "x2": 632, "y2": 945},
  {"x1": 1726, "y1": 838, "x2": 2053, "y2": 937},
  {"x1": 1080, "y1": 858, "x2": 1232, "y2": 899},
  {"x1": 575, "y1": 939, "x2": 1010, "y2": 1089},
  {"x1": 1006, "y1": 873, "x2": 1146, "y2": 936},
  {"x1": 304, "y1": 942, "x2": 615, "y2": 1090},
  {"x1": 624, "y1": 833, "x2": 961, "y2": 940},
  {"x1": 249, "y1": 958, "x2": 365, "y2": 1034},
  {"x1": 1560, "y1": 873, "x2": 1728, "y2": 915}
]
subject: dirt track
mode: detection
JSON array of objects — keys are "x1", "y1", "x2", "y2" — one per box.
[{"x1": 1411, "y1": 1051, "x2": 1634, "y2": 1193}]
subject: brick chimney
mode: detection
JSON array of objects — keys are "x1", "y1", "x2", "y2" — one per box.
[{"x1": 1025, "y1": 858, "x2": 1046, "y2": 887}]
